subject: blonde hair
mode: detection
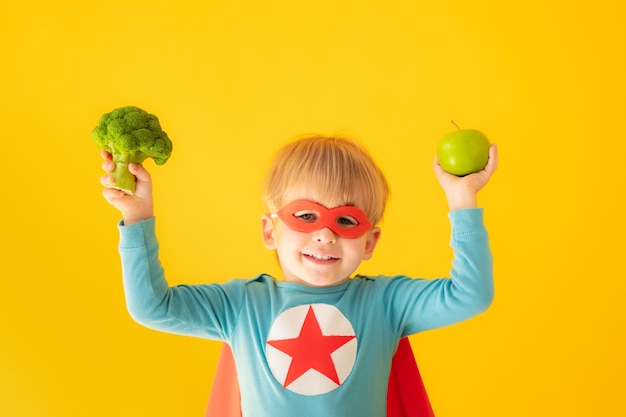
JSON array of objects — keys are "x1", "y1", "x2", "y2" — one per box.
[{"x1": 263, "y1": 135, "x2": 390, "y2": 225}]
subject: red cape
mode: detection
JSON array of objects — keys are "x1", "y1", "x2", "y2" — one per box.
[{"x1": 206, "y1": 337, "x2": 434, "y2": 416}]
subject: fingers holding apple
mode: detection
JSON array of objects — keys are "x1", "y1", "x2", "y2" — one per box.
[{"x1": 483, "y1": 142, "x2": 499, "y2": 176}]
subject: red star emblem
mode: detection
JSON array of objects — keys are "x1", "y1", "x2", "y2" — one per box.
[{"x1": 267, "y1": 305, "x2": 356, "y2": 388}]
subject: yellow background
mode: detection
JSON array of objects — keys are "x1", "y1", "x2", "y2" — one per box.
[{"x1": 2, "y1": 0, "x2": 624, "y2": 416}]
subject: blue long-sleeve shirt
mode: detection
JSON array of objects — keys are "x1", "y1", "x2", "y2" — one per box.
[{"x1": 118, "y1": 208, "x2": 493, "y2": 417}]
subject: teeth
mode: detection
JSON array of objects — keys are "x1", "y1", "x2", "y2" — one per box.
[{"x1": 308, "y1": 254, "x2": 335, "y2": 260}]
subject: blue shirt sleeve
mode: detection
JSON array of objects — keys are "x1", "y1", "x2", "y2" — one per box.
[
  {"x1": 117, "y1": 217, "x2": 243, "y2": 340},
  {"x1": 378, "y1": 208, "x2": 494, "y2": 336}
]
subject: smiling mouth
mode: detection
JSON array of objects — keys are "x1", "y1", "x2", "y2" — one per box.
[{"x1": 304, "y1": 253, "x2": 339, "y2": 261}]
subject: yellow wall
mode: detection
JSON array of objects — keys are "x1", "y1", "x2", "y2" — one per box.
[{"x1": 2, "y1": 0, "x2": 624, "y2": 416}]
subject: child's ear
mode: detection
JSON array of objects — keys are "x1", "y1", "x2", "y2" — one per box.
[
  {"x1": 260, "y1": 214, "x2": 276, "y2": 250},
  {"x1": 362, "y1": 227, "x2": 382, "y2": 260}
]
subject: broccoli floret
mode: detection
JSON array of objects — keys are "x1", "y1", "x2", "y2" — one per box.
[{"x1": 92, "y1": 106, "x2": 173, "y2": 195}]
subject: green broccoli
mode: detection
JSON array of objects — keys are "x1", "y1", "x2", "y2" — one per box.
[{"x1": 92, "y1": 106, "x2": 173, "y2": 195}]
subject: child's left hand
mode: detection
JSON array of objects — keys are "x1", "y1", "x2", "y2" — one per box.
[{"x1": 433, "y1": 143, "x2": 498, "y2": 211}]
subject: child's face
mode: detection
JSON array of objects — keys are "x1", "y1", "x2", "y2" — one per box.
[{"x1": 261, "y1": 195, "x2": 381, "y2": 287}]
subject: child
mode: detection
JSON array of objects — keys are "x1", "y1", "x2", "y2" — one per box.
[{"x1": 100, "y1": 135, "x2": 498, "y2": 416}]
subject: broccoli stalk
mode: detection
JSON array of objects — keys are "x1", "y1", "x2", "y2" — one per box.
[{"x1": 92, "y1": 106, "x2": 173, "y2": 195}]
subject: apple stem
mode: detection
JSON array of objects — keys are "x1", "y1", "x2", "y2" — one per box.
[{"x1": 451, "y1": 120, "x2": 460, "y2": 130}]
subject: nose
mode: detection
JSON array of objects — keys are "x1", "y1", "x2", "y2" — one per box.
[{"x1": 313, "y1": 227, "x2": 337, "y2": 244}]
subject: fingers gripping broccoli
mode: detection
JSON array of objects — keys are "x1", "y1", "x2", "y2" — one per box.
[{"x1": 92, "y1": 106, "x2": 173, "y2": 195}]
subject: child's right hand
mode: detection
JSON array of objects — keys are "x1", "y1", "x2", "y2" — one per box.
[{"x1": 100, "y1": 150, "x2": 154, "y2": 225}]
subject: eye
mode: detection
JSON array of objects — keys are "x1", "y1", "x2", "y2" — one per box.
[
  {"x1": 336, "y1": 216, "x2": 358, "y2": 227},
  {"x1": 294, "y1": 211, "x2": 319, "y2": 223}
]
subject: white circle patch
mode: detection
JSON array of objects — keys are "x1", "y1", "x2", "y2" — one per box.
[{"x1": 266, "y1": 303, "x2": 357, "y2": 395}]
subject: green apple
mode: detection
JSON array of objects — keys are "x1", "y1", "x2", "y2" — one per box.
[{"x1": 437, "y1": 128, "x2": 490, "y2": 176}]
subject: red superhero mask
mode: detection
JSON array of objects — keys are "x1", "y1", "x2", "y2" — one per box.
[{"x1": 271, "y1": 200, "x2": 373, "y2": 239}]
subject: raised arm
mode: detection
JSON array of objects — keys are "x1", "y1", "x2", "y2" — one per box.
[{"x1": 386, "y1": 144, "x2": 499, "y2": 334}]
